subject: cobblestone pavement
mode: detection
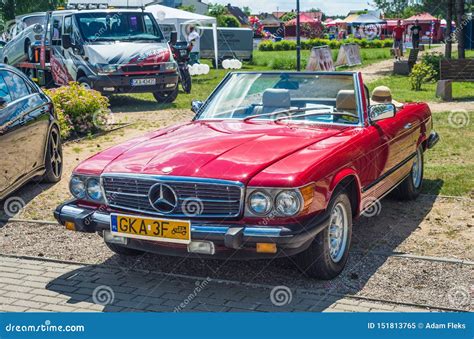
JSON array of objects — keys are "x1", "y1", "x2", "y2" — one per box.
[{"x1": 0, "y1": 255, "x2": 441, "y2": 313}]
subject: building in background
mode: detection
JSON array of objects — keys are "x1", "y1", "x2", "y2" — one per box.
[
  {"x1": 155, "y1": 0, "x2": 209, "y2": 14},
  {"x1": 226, "y1": 3, "x2": 249, "y2": 26}
]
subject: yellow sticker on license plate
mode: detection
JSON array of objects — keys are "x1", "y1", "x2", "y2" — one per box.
[{"x1": 110, "y1": 214, "x2": 191, "y2": 244}]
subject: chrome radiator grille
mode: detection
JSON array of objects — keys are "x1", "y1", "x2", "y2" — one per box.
[{"x1": 101, "y1": 175, "x2": 243, "y2": 218}]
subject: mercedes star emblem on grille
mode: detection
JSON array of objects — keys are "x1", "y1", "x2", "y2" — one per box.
[{"x1": 148, "y1": 183, "x2": 178, "y2": 213}]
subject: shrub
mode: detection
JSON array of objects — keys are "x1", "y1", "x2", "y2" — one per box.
[
  {"x1": 258, "y1": 38, "x2": 393, "y2": 52},
  {"x1": 421, "y1": 52, "x2": 444, "y2": 80},
  {"x1": 409, "y1": 62, "x2": 436, "y2": 91},
  {"x1": 217, "y1": 15, "x2": 240, "y2": 28},
  {"x1": 45, "y1": 82, "x2": 110, "y2": 139},
  {"x1": 258, "y1": 40, "x2": 274, "y2": 51}
]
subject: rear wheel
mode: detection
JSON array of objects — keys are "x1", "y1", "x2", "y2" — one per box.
[
  {"x1": 42, "y1": 126, "x2": 62, "y2": 183},
  {"x1": 180, "y1": 67, "x2": 192, "y2": 93},
  {"x1": 105, "y1": 242, "x2": 145, "y2": 256},
  {"x1": 296, "y1": 190, "x2": 352, "y2": 279},
  {"x1": 153, "y1": 87, "x2": 178, "y2": 104},
  {"x1": 394, "y1": 145, "x2": 424, "y2": 200}
]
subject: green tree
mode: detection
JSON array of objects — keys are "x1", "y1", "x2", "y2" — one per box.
[
  {"x1": 178, "y1": 5, "x2": 195, "y2": 13},
  {"x1": 217, "y1": 15, "x2": 240, "y2": 27},
  {"x1": 280, "y1": 11, "x2": 296, "y2": 22},
  {"x1": 242, "y1": 6, "x2": 251, "y2": 16},
  {"x1": 208, "y1": 3, "x2": 227, "y2": 17},
  {"x1": 0, "y1": 0, "x2": 66, "y2": 21}
]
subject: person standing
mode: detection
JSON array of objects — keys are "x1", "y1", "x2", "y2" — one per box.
[
  {"x1": 410, "y1": 19, "x2": 422, "y2": 49},
  {"x1": 393, "y1": 20, "x2": 405, "y2": 60},
  {"x1": 187, "y1": 26, "x2": 200, "y2": 65}
]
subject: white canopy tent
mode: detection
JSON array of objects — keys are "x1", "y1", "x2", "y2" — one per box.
[{"x1": 145, "y1": 4, "x2": 219, "y2": 68}]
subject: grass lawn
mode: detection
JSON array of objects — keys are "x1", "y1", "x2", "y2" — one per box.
[
  {"x1": 251, "y1": 48, "x2": 392, "y2": 70},
  {"x1": 423, "y1": 112, "x2": 474, "y2": 197},
  {"x1": 368, "y1": 75, "x2": 474, "y2": 102}
]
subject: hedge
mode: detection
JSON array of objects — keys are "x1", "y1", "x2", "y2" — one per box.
[{"x1": 258, "y1": 38, "x2": 393, "y2": 52}]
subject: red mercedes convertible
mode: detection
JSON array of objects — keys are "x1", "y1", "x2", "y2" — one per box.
[{"x1": 55, "y1": 72, "x2": 439, "y2": 279}]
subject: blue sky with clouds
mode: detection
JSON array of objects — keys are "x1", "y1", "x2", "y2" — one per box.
[{"x1": 204, "y1": 0, "x2": 373, "y2": 16}]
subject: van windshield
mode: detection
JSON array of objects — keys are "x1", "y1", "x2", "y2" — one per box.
[{"x1": 75, "y1": 12, "x2": 164, "y2": 43}]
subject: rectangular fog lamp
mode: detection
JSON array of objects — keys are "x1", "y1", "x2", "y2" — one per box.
[
  {"x1": 256, "y1": 243, "x2": 277, "y2": 253},
  {"x1": 188, "y1": 241, "x2": 215, "y2": 255}
]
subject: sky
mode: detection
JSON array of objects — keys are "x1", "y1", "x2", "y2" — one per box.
[{"x1": 204, "y1": 0, "x2": 373, "y2": 17}]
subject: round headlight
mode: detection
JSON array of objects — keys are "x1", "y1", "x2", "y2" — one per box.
[
  {"x1": 275, "y1": 191, "x2": 301, "y2": 216},
  {"x1": 248, "y1": 191, "x2": 272, "y2": 215},
  {"x1": 86, "y1": 178, "x2": 103, "y2": 201},
  {"x1": 70, "y1": 176, "x2": 86, "y2": 199}
]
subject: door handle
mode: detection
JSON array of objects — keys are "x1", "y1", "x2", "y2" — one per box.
[{"x1": 404, "y1": 123, "x2": 413, "y2": 130}]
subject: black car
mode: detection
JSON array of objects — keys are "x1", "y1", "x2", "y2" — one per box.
[{"x1": 0, "y1": 64, "x2": 62, "y2": 200}]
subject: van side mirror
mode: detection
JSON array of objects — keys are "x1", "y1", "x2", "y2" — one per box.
[
  {"x1": 0, "y1": 97, "x2": 7, "y2": 109},
  {"x1": 62, "y1": 35, "x2": 73, "y2": 49},
  {"x1": 191, "y1": 100, "x2": 203, "y2": 114},
  {"x1": 369, "y1": 103, "x2": 396, "y2": 122},
  {"x1": 169, "y1": 31, "x2": 178, "y2": 45},
  {"x1": 33, "y1": 23, "x2": 44, "y2": 34}
]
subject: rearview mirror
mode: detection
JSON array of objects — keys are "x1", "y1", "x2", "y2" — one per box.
[
  {"x1": 62, "y1": 35, "x2": 73, "y2": 49},
  {"x1": 0, "y1": 97, "x2": 7, "y2": 109},
  {"x1": 191, "y1": 100, "x2": 203, "y2": 114},
  {"x1": 369, "y1": 103, "x2": 396, "y2": 122},
  {"x1": 169, "y1": 31, "x2": 178, "y2": 45}
]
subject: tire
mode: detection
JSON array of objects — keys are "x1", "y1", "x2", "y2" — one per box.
[
  {"x1": 394, "y1": 144, "x2": 424, "y2": 200},
  {"x1": 105, "y1": 242, "x2": 145, "y2": 256},
  {"x1": 42, "y1": 126, "x2": 63, "y2": 183},
  {"x1": 77, "y1": 76, "x2": 92, "y2": 90},
  {"x1": 296, "y1": 190, "x2": 353, "y2": 280},
  {"x1": 153, "y1": 87, "x2": 178, "y2": 104},
  {"x1": 25, "y1": 40, "x2": 33, "y2": 62},
  {"x1": 180, "y1": 67, "x2": 192, "y2": 94}
]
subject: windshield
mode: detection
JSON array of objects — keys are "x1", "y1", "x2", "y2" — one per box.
[
  {"x1": 75, "y1": 12, "x2": 164, "y2": 43},
  {"x1": 197, "y1": 73, "x2": 360, "y2": 125},
  {"x1": 23, "y1": 15, "x2": 45, "y2": 27}
]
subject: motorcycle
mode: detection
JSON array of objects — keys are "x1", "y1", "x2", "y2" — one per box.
[{"x1": 170, "y1": 40, "x2": 192, "y2": 94}]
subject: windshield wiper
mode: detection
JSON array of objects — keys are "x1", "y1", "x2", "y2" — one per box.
[
  {"x1": 243, "y1": 107, "x2": 358, "y2": 123},
  {"x1": 276, "y1": 111, "x2": 359, "y2": 122}
]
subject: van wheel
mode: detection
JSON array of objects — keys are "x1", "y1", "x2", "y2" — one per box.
[
  {"x1": 153, "y1": 87, "x2": 178, "y2": 103},
  {"x1": 296, "y1": 190, "x2": 352, "y2": 279},
  {"x1": 394, "y1": 145, "x2": 424, "y2": 200},
  {"x1": 105, "y1": 242, "x2": 145, "y2": 256},
  {"x1": 77, "y1": 77, "x2": 92, "y2": 90},
  {"x1": 42, "y1": 126, "x2": 62, "y2": 183}
]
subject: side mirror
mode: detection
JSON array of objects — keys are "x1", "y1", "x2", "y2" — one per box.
[
  {"x1": 191, "y1": 100, "x2": 203, "y2": 114},
  {"x1": 33, "y1": 23, "x2": 44, "y2": 34},
  {"x1": 0, "y1": 97, "x2": 7, "y2": 109},
  {"x1": 62, "y1": 35, "x2": 73, "y2": 49},
  {"x1": 369, "y1": 103, "x2": 396, "y2": 122},
  {"x1": 169, "y1": 31, "x2": 178, "y2": 45}
]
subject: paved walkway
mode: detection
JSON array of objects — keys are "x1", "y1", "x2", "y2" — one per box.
[{"x1": 0, "y1": 255, "x2": 437, "y2": 313}]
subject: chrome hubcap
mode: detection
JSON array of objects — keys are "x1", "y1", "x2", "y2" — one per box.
[
  {"x1": 328, "y1": 202, "x2": 349, "y2": 263},
  {"x1": 50, "y1": 130, "x2": 62, "y2": 178},
  {"x1": 412, "y1": 147, "x2": 422, "y2": 188}
]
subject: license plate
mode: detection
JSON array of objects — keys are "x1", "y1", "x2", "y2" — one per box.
[
  {"x1": 131, "y1": 78, "x2": 156, "y2": 86},
  {"x1": 110, "y1": 213, "x2": 191, "y2": 244},
  {"x1": 179, "y1": 50, "x2": 187, "y2": 56}
]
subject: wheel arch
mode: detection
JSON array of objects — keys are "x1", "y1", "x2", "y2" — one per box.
[{"x1": 328, "y1": 169, "x2": 362, "y2": 217}]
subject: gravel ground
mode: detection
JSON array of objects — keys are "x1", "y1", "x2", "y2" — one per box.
[{"x1": 1, "y1": 195, "x2": 472, "y2": 311}]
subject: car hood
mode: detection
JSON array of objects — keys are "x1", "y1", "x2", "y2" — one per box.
[{"x1": 84, "y1": 42, "x2": 171, "y2": 66}]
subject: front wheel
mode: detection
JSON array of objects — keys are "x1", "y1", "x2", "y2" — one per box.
[
  {"x1": 296, "y1": 190, "x2": 352, "y2": 279},
  {"x1": 395, "y1": 145, "x2": 424, "y2": 200},
  {"x1": 180, "y1": 67, "x2": 192, "y2": 93},
  {"x1": 153, "y1": 87, "x2": 178, "y2": 104}
]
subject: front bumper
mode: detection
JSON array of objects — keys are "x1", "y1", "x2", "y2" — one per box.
[
  {"x1": 88, "y1": 72, "x2": 179, "y2": 94},
  {"x1": 54, "y1": 201, "x2": 329, "y2": 259}
]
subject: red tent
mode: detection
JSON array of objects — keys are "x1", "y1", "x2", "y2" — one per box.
[
  {"x1": 405, "y1": 12, "x2": 439, "y2": 24},
  {"x1": 404, "y1": 13, "x2": 442, "y2": 42},
  {"x1": 285, "y1": 13, "x2": 323, "y2": 37}
]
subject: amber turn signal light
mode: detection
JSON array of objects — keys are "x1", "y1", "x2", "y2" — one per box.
[
  {"x1": 256, "y1": 243, "x2": 277, "y2": 254},
  {"x1": 65, "y1": 221, "x2": 75, "y2": 231}
]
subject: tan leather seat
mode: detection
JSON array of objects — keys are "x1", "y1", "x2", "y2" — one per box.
[{"x1": 336, "y1": 90, "x2": 357, "y2": 114}]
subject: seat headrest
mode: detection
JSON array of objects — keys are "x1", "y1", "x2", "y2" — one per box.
[
  {"x1": 262, "y1": 89, "x2": 291, "y2": 108},
  {"x1": 336, "y1": 90, "x2": 357, "y2": 111}
]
